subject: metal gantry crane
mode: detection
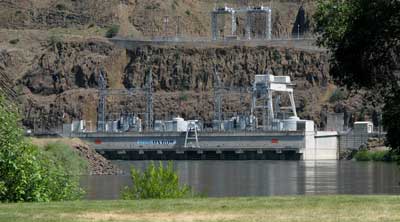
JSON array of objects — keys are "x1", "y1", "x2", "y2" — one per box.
[{"x1": 251, "y1": 72, "x2": 297, "y2": 130}]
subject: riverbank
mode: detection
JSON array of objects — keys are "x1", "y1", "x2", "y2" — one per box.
[
  {"x1": 1, "y1": 196, "x2": 399, "y2": 222},
  {"x1": 340, "y1": 137, "x2": 399, "y2": 162},
  {"x1": 30, "y1": 138, "x2": 122, "y2": 175}
]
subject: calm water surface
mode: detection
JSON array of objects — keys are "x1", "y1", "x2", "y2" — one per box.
[{"x1": 81, "y1": 161, "x2": 400, "y2": 200}]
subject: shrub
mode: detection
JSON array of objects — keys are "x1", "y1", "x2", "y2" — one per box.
[
  {"x1": 105, "y1": 25, "x2": 120, "y2": 38},
  {"x1": 145, "y1": 3, "x2": 161, "y2": 10},
  {"x1": 0, "y1": 95, "x2": 84, "y2": 202},
  {"x1": 48, "y1": 35, "x2": 63, "y2": 49},
  {"x1": 329, "y1": 88, "x2": 348, "y2": 103},
  {"x1": 370, "y1": 150, "x2": 388, "y2": 161},
  {"x1": 354, "y1": 150, "x2": 371, "y2": 161},
  {"x1": 122, "y1": 161, "x2": 191, "y2": 199},
  {"x1": 354, "y1": 149, "x2": 396, "y2": 162},
  {"x1": 179, "y1": 93, "x2": 188, "y2": 102},
  {"x1": 9, "y1": 39, "x2": 19, "y2": 45},
  {"x1": 55, "y1": 4, "x2": 67, "y2": 11}
]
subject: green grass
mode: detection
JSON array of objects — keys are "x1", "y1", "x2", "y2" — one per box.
[
  {"x1": 1, "y1": 196, "x2": 400, "y2": 222},
  {"x1": 42, "y1": 142, "x2": 88, "y2": 175}
]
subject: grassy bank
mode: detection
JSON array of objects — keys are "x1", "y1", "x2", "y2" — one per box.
[
  {"x1": 31, "y1": 138, "x2": 89, "y2": 175},
  {"x1": 1, "y1": 196, "x2": 400, "y2": 222}
]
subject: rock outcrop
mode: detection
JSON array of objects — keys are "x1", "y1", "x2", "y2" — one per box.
[
  {"x1": 11, "y1": 38, "x2": 334, "y2": 129},
  {"x1": 73, "y1": 142, "x2": 123, "y2": 175},
  {"x1": 0, "y1": 1, "x2": 382, "y2": 131}
]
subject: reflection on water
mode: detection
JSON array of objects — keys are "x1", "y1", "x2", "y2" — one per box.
[{"x1": 81, "y1": 161, "x2": 400, "y2": 200}]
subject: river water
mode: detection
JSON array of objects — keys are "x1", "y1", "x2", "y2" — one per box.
[{"x1": 81, "y1": 161, "x2": 400, "y2": 200}]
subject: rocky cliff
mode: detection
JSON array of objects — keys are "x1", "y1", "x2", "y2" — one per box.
[
  {"x1": 0, "y1": 0, "x2": 380, "y2": 131},
  {"x1": 1, "y1": 35, "x2": 372, "y2": 131}
]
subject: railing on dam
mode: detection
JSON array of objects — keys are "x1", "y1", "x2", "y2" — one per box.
[{"x1": 69, "y1": 129, "x2": 306, "y2": 139}]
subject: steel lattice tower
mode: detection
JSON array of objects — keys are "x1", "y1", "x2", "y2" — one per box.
[{"x1": 97, "y1": 69, "x2": 107, "y2": 132}]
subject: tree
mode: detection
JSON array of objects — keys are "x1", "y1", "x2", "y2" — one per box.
[
  {"x1": 382, "y1": 88, "x2": 400, "y2": 154},
  {"x1": 315, "y1": 0, "x2": 400, "y2": 88},
  {"x1": 0, "y1": 95, "x2": 83, "y2": 202},
  {"x1": 314, "y1": 0, "x2": 400, "y2": 152}
]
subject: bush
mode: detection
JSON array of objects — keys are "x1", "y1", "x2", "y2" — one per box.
[
  {"x1": 48, "y1": 35, "x2": 63, "y2": 49},
  {"x1": 354, "y1": 150, "x2": 371, "y2": 161},
  {"x1": 105, "y1": 25, "x2": 120, "y2": 38},
  {"x1": 370, "y1": 150, "x2": 388, "y2": 161},
  {"x1": 179, "y1": 93, "x2": 188, "y2": 102},
  {"x1": 9, "y1": 39, "x2": 19, "y2": 45},
  {"x1": 329, "y1": 88, "x2": 348, "y2": 103},
  {"x1": 55, "y1": 4, "x2": 67, "y2": 11},
  {"x1": 122, "y1": 161, "x2": 191, "y2": 199},
  {"x1": 354, "y1": 149, "x2": 396, "y2": 162},
  {"x1": 0, "y1": 95, "x2": 84, "y2": 202}
]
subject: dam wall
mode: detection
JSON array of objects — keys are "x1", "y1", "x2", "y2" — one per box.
[{"x1": 73, "y1": 130, "x2": 339, "y2": 161}]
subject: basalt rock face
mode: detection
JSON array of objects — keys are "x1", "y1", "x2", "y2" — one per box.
[
  {"x1": 10, "y1": 37, "x2": 335, "y2": 130},
  {"x1": 123, "y1": 46, "x2": 329, "y2": 91},
  {"x1": 21, "y1": 40, "x2": 121, "y2": 95},
  {"x1": 122, "y1": 45, "x2": 330, "y2": 124},
  {"x1": 14, "y1": 39, "x2": 128, "y2": 130},
  {"x1": 1, "y1": 35, "x2": 381, "y2": 131}
]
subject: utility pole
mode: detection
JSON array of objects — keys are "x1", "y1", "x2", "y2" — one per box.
[{"x1": 145, "y1": 69, "x2": 154, "y2": 131}]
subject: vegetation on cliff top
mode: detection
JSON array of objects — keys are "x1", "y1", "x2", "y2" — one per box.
[{"x1": 0, "y1": 95, "x2": 85, "y2": 202}]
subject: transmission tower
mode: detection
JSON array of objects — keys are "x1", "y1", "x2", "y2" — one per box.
[
  {"x1": 97, "y1": 69, "x2": 107, "y2": 132},
  {"x1": 145, "y1": 69, "x2": 154, "y2": 131},
  {"x1": 213, "y1": 66, "x2": 222, "y2": 130}
]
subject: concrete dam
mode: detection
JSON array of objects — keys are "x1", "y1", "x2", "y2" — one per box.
[
  {"x1": 65, "y1": 73, "x2": 340, "y2": 161},
  {"x1": 74, "y1": 128, "x2": 338, "y2": 161}
]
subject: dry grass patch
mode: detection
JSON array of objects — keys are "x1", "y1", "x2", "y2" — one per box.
[{"x1": 78, "y1": 211, "x2": 247, "y2": 222}]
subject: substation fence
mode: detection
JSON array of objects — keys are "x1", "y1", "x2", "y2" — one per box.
[{"x1": 338, "y1": 131, "x2": 386, "y2": 150}]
